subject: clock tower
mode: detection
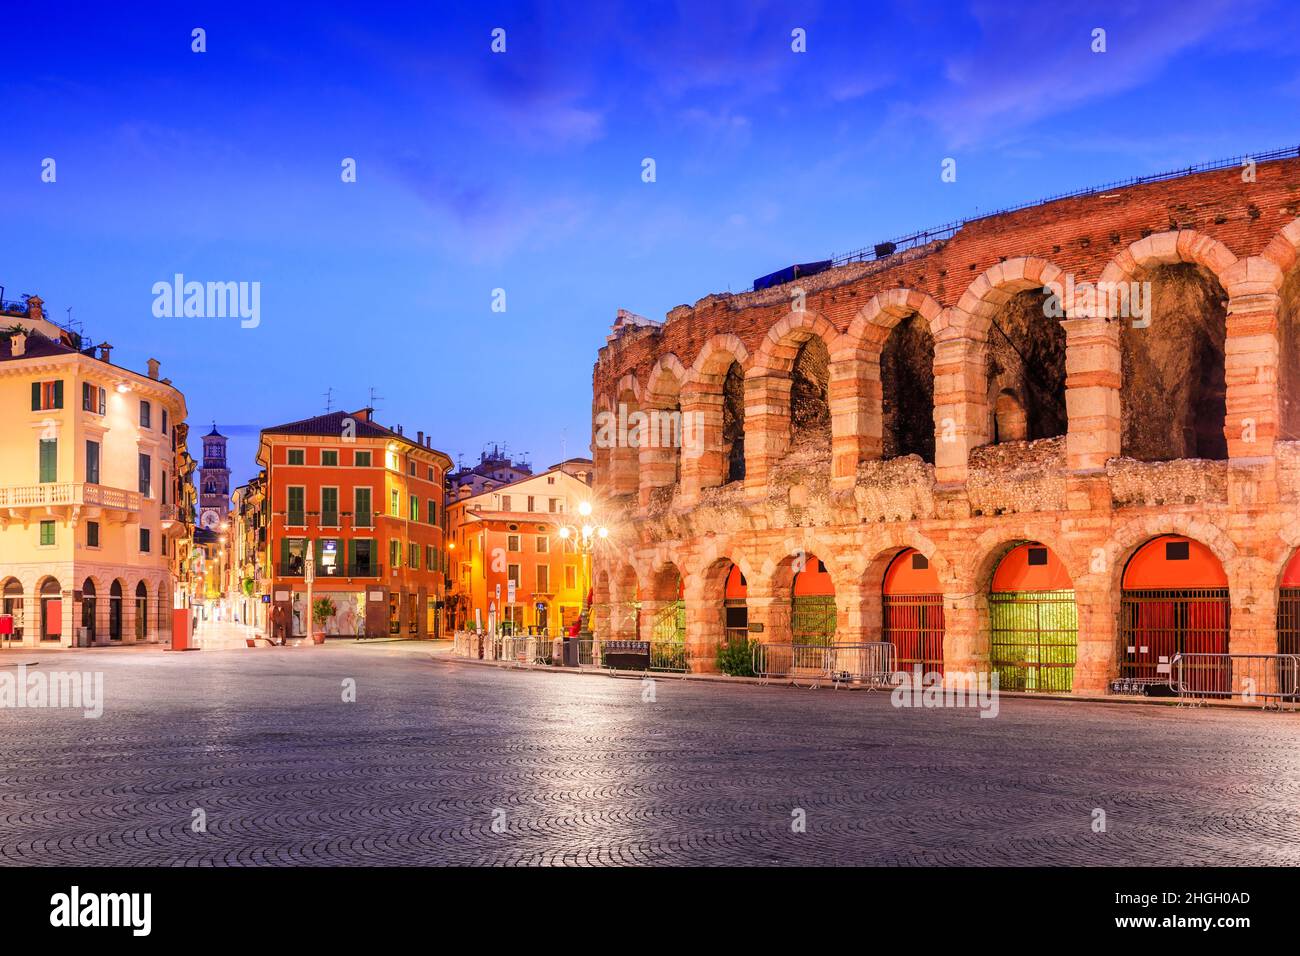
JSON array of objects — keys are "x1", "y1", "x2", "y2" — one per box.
[{"x1": 199, "y1": 424, "x2": 231, "y2": 532}]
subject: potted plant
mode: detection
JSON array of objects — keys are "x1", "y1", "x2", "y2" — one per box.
[{"x1": 311, "y1": 597, "x2": 336, "y2": 645}]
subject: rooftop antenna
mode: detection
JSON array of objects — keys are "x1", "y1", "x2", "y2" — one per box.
[
  {"x1": 323, "y1": 387, "x2": 334, "y2": 413},
  {"x1": 368, "y1": 386, "x2": 384, "y2": 411}
]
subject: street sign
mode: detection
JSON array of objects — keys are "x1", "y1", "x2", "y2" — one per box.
[
  {"x1": 304, "y1": 541, "x2": 316, "y2": 584},
  {"x1": 495, "y1": 583, "x2": 501, "y2": 600},
  {"x1": 507, "y1": 580, "x2": 516, "y2": 603}
]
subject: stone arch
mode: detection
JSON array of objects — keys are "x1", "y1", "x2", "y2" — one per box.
[
  {"x1": 831, "y1": 289, "x2": 945, "y2": 472},
  {"x1": 1264, "y1": 220, "x2": 1300, "y2": 441},
  {"x1": 854, "y1": 529, "x2": 947, "y2": 646},
  {"x1": 639, "y1": 354, "x2": 687, "y2": 506},
  {"x1": 744, "y1": 310, "x2": 842, "y2": 487},
  {"x1": 1100, "y1": 231, "x2": 1240, "y2": 461},
  {"x1": 606, "y1": 372, "x2": 643, "y2": 497},
  {"x1": 1, "y1": 576, "x2": 27, "y2": 645},
  {"x1": 35, "y1": 575, "x2": 63, "y2": 643},
  {"x1": 957, "y1": 257, "x2": 1070, "y2": 447},
  {"x1": 682, "y1": 335, "x2": 750, "y2": 494},
  {"x1": 605, "y1": 561, "x2": 640, "y2": 641}
]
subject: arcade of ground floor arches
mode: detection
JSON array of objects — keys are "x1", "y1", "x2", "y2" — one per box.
[{"x1": 593, "y1": 530, "x2": 1295, "y2": 694}]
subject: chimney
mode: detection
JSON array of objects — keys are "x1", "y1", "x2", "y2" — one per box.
[
  {"x1": 417, "y1": 430, "x2": 424, "y2": 446},
  {"x1": 98, "y1": 343, "x2": 113, "y2": 363},
  {"x1": 396, "y1": 424, "x2": 403, "y2": 435},
  {"x1": 353, "y1": 408, "x2": 371, "y2": 422},
  {"x1": 147, "y1": 358, "x2": 160, "y2": 380},
  {"x1": 10, "y1": 331, "x2": 26, "y2": 357},
  {"x1": 26, "y1": 295, "x2": 43, "y2": 321}
]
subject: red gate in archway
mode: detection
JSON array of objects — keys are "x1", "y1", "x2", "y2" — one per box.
[{"x1": 883, "y1": 548, "x2": 944, "y2": 677}]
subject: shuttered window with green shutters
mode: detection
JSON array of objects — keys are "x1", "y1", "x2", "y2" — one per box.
[{"x1": 39, "y1": 438, "x2": 57, "y2": 483}]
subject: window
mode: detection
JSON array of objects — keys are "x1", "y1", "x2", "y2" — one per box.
[
  {"x1": 321, "y1": 487, "x2": 339, "y2": 526},
  {"x1": 139, "y1": 528, "x2": 151, "y2": 553},
  {"x1": 527, "y1": 496, "x2": 535, "y2": 512},
  {"x1": 407, "y1": 460, "x2": 416, "y2": 476},
  {"x1": 138, "y1": 453, "x2": 151, "y2": 497},
  {"x1": 86, "y1": 440, "x2": 100, "y2": 485},
  {"x1": 87, "y1": 521, "x2": 100, "y2": 548},
  {"x1": 354, "y1": 450, "x2": 371, "y2": 467},
  {"x1": 351, "y1": 539, "x2": 374, "y2": 575},
  {"x1": 140, "y1": 400, "x2": 151, "y2": 429},
  {"x1": 427, "y1": 499, "x2": 438, "y2": 525},
  {"x1": 39, "y1": 520, "x2": 55, "y2": 546},
  {"x1": 287, "y1": 486, "x2": 305, "y2": 525},
  {"x1": 31, "y1": 380, "x2": 63, "y2": 410},
  {"x1": 409, "y1": 543, "x2": 419, "y2": 569},
  {"x1": 564, "y1": 566, "x2": 576, "y2": 590},
  {"x1": 549, "y1": 498, "x2": 558, "y2": 513},
  {"x1": 390, "y1": 489, "x2": 400, "y2": 517},
  {"x1": 1166, "y1": 540, "x2": 1191, "y2": 561},
  {"x1": 562, "y1": 536, "x2": 576, "y2": 554},
  {"x1": 536, "y1": 536, "x2": 549, "y2": 553},
  {"x1": 161, "y1": 409, "x2": 168, "y2": 435},
  {"x1": 321, "y1": 449, "x2": 338, "y2": 467},
  {"x1": 1027, "y1": 547, "x2": 1048, "y2": 567},
  {"x1": 409, "y1": 495, "x2": 419, "y2": 522},
  {"x1": 536, "y1": 565, "x2": 550, "y2": 592},
  {"x1": 354, "y1": 487, "x2": 373, "y2": 527},
  {"x1": 547, "y1": 476, "x2": 555, "y2": 484},
  {"x1": 501, "y1": 495, "x2": 512, "y2": 511},
  {"x1": 507, "y1": 534, "x2": 521, "y2": 552},
  {"x1": 390, "y1": 539, "x2": 400, "y2": 568},
  {"x1": 426, "y1": 544, "x2": 436, "y2": 570},
  {"x1": 287, "y1": 449, "x2": 305, "y2": 465},
  {"x1": 427, "y1": 467, "x2": 434, "y2": 480},
  {"x1": 82, "y1": 383, "x2": 105, "y2": 415},
  {"x1": 507, "y1": 564, "x2": 521, "y2": 587}
]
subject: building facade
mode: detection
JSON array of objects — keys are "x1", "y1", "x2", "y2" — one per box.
[
  {"x1": 229, "y1": 472, "x2": 267, "y2": 629},
  {"x1": 590, "y1": 153, "x2": 1300, "y2": 693},
  {"x1": 256, "y1": 409, "x2": 451, "y2": 639},
  {"x1": 446, "y1": 444, "x2": 532, "y2": 499},
  {"x1": 0, "y1": 295, "x2": 190, "y2": 647},
  {"x1": 447, "y1": 462, "x2": 594, "y2": 634}
]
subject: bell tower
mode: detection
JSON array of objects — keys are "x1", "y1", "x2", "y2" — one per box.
[{"x1": 198, "y1": 423, "x2": 231, "y2": 532}]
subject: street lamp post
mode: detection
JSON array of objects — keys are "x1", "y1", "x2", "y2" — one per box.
[{"x1": 557, "y1": 499, "x2": 608, "y2": 642}]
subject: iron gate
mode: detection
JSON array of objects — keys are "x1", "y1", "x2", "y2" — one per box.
[
  {"x1": 1119, "y1": 587, "x2": 1229, "y2": 691},
  {"x1": 989, "y1": 590, "x2": 1078, "y2": 692},
  {"x1": 1280, "y1": 588, "x2": 1300, "y2": 656},
  {"x1": 883, "y1": 593, "x2": 944, "y2": 676},
  {"x1": 791, "y1": 595, "x2": 836, "y2": 645},
  {"x1": 724, "y1": 599, "x2": 748, "y2": 645}
]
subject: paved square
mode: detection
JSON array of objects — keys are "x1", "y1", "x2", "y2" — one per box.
[{"x1": 2, "y1": 643, "x2": 1299, "y2": 866}]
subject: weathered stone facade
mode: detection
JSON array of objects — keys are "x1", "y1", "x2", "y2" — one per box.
[{"x1": 590, "y1": 156, "x2": 1300, "y2": 694}]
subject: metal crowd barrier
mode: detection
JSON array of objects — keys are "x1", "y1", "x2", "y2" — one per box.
[
  {"x1": 753, "y1": 642, "x2": 900, "y2": 688},
  {"x1": 1172, "y1": 653, "x2": 1300, "y2": 709}
]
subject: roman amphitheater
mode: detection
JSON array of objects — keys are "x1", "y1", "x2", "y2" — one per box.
[{"x1": 589, "y1": 150, "x2": 1300, "y2": 695}]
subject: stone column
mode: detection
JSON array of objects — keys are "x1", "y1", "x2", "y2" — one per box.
[
  {"x1": 683, "y1": 576, "x2": 720, "y2": 673},
  {"x1": 1224, "y1": 286, "x2": 1281, "y2": 461},
  {"x1": 679, "y1": 390, "x2": 723, "y2": 507},
  {"x1": 1071, "y1": 575, "x2": 1115, "y2": 694},
  {"x1": 743, "y1": 373, "x2": 791, "y2": 498},
  {"x1": 829, "y1": 350, "x2": 880, "y2": 490},
  {"x1": 931, "y1": 330, "x2": 988, "y2": 486},
  {"x1": 942, "y1": 592, "x2": 986, "y2": 680},
  {"x1": 1062, "y1": 316, "x2": 1121, "y2": 472}
]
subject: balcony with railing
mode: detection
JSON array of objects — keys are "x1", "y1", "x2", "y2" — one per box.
[
  {"x1": 276, "y1": 560, "x2": 383, "y2": 579},
  {"x1": 0, "y1": 482, "x2": 141, "y2": 516}
]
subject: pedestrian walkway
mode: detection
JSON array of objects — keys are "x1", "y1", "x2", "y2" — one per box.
[{"x1": 193, "y1": 617, "x2": 262, "y2": 650}]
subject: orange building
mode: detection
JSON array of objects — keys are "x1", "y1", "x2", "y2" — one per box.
[
  {"x1": 446, "y1": 461, "x2": 593, "y2": 635},
  {"x1": 256, "y1": 409, "x2": 451, "y2": 639}
]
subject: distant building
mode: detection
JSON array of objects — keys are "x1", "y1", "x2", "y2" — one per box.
[
  {"x1": 0, "y1": 294, "x2": 191, "y2": 647},
  {"x1": 229, "y1": 470, "x2": 267, "y2": 628},
  {"x1": 256, "y1": 409, "x2": 452, "y2": 639},
  {"x1": 446, "y1": 460, "x2": 593, "y2": 635},
  {"x1": 445, "y1": 443, "x2": 532, "y2": 500}
]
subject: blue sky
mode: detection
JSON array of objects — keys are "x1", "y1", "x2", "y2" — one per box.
[{"x1": 3, "y1": 0, "x2": 1298, "y2": 485}]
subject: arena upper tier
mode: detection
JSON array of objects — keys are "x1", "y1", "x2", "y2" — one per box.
[{"x1": 589, "y1": 152, "x2": 1300, "y2": 694}]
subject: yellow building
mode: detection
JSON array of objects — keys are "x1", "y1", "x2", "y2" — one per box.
[
  {"x1": 0, "y1": 296, "x2": 190, "y2": 647},
  {"x1": 446, "y1": 460, "x2": 594, "y2": 635}
]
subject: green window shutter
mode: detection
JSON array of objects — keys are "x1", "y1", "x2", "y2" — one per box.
[
  {"x1": 53, "y1": 380, "x2": 63, "y2": 408},
  {"x1": 347, "y1": 539, "x2": 355, "y2": 573},
  {"x1": 31, "y1": 381, "x2": 40, "y2": 410},
  {"x1": 39, "y1": 438, "x2": 57, "y2": 483},
  {"x1": 280, "y1": 538, "x2": 289, "y2": 569}
]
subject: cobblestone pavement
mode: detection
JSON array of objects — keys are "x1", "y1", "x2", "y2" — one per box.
[{"x1": 2, "y1": 643, "x2": 1299, "y2": 866}]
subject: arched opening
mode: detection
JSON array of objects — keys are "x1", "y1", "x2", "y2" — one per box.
[
  {"x1": 81, "y1": 578, "x2": 97, "y2": 643},
  {"x1": 1280, "y1": 264, "x2": 1300, "y2": 440},
  {"x1": 1120, "y1": 264, "x2": 1228, "y2": 460},
  {"x1": 109, "y1": 579, "x2": 124, "y2": 641},
  {"x1": 641, "y1": 364, "x2": 684, "y2": 499},
  {"x1": 1120, "y1": 535, "x2": 1229, "y2": 690},
  {"x1": 722, "y1": 361, "x2": 746, "y2": 483},
  {"x1": 1280, "y1": 550, "x2": 1300, "y2": 655},
  {"x1": 1, "y1": 578, "x2": 25, "y2": 645},
  {"x1": 644, "y1": 564, "x2": 686, "y2": 671},
  {"x1": 789, "y1": 338, "x2": 831, "y2": 454},
  {"x1": 881, "y1": 313, "x2": 936, "y2": 461},
  {"x1": 986, "y1": 288, "x2": 1067, "y2": 444},
  {"x1": 135, "y1": 581, "x2": 149, "y2": 640},
  {"x1": 723, "y1": 563, "x2": 748, "y2": 644},
  {"x1": 791, "y1": 553, "x2": 836, "y2": 645},
  {"x1": 989, "y1": 543, "x2": 1077, "y2": 691},
  {"x1": 883, "y1": 548, "x2": 944, "y2": 676},
  {"x1": 39, "y1": 578, "x2": 62, "y2": 642}
]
